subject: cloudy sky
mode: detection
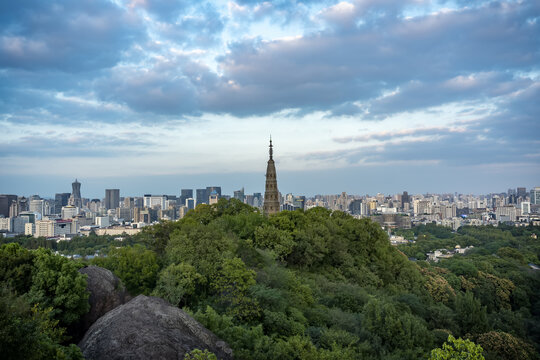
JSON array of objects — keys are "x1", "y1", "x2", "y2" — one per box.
[{"x1": 1, "y1": 0, "x2": 539, "y2": 198}]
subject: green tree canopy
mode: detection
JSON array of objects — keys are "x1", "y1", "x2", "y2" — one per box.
[
  {"x1": 429, "y1": 335, "x2": 485, "y2": 360},
  {"x1": 153, "y1": 262, "x2": 205, "y2": 307},
  {"x1": 0, "y1": 288, "x2": 83, "y2": 360},
  {"x1": 476, "y1": 331, "x2": 537, "y2": 360},
  {"x1": 455, "y1": 292, "x2": 489, "y2": 336},
  {"x1": 94, "y1": 245, "x2": 159, "y2": 295},
  {"x1": 0, "y1": 243, "x2": 35, "y2": 294},
  {"x1": 27, "y1": 248, "x2": 89, "y2": 326}
]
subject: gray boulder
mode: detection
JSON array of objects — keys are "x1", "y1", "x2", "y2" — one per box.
[
  {"x1": 79, "y1": 295, "x2": 233, "y2": 360},
  {"x1": 78, "y1": 265, "x2": 130, "y2": 333}
]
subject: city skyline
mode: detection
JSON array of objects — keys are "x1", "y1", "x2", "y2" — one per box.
[
  {"x1": 2, "y1": 180, "x2": 538, "y2": 238},
  {"x1": 1, "y1": 0, "x2": 539, "y2": 195},
  {"x1": 1, "y1": 174, "x2": 537, "y2": 200}
]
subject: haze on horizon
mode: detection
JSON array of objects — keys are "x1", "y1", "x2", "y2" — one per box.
[{"x1": 1, "y1": 0, "x2": 539, "y2": 198}]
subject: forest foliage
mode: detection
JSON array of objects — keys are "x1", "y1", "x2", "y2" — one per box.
[
  {"x1": 1, "y1": 198, "x2": 539, "y2": 359},
  {"x1": 0, "y1": 244, "x2": 87, "y2": 359}
]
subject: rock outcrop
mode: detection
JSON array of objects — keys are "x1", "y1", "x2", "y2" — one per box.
[
  {"x1": 78, "y1": 265, "x2": 130, "y2": 334},
  {"x1": 79, "y1": 295, "x2": 233, "y2": 360}
]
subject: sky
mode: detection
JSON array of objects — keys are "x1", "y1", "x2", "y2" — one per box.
[{"x1": 1, "y1": 0, "x2": 539, "y2": 198}]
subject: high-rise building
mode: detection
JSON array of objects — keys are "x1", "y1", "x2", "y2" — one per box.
[
  {"x1": 135, "y1": 207, "x2": 156, "y2": 223},
  {"x1": 337, "y1": 192, "x2": 349, "y2": 211},
  {"x1": 196, "y1": 189, "x2": 207, "y2": 206},
  {"x1": 105, "y1": 189, "x2": 120, "y2": 210},
  {"x1": 18, "y1": 211, "x2": 36, "y2": 225},
  {"x1": 29, "y1": 199, "x2": 45, "y2": 215},
  {"x1": 185, "y1": 198, "x2": 195, "y2": 210},
  {"x1": 13, "y1": 217, "x2": 29, "y2": 234},
  {"x1": 180, "y1": 189, "x2": 193, "y2": 207},
  {"x1": 159, "y1": 206, "x2": 176, "y2": 221},
  {"x1": 253, "y1": 193, "x2": 263, "y2": 208},
  {"x1": 25, "y1": 223, "x2": 34, "y2": 236},
  {"x1": 293, "y1": 196, "x2": 306, "y2": 210},
  {"x1": 61, "y1": 206, "x2": 78, "y2": 219},
  {"x1": 0, "y1": 194, "x2": 17, "y2": 217},
  {"x1": 72, "y1": 179, "x2": 81, "y2": 199},
  {"x1": 0, "y1": 218, "x2": 11, "y2": 232},
  {"x1": 133, "y1": 207, "x2": 142, "y2": 223},
  {"x1": 349, "y1": 199, "x2": 363, "y2": 215},
  {"x1": 263, "y1": 138, "x2": 280, "y2": 215},
  {"x1": 89, "y1": 199, "x2": 101, "y2": 213},
  {"x1": 55, "y1": 193, "x2": 71, "y2": 214},
  {"x1": 133, "y1": 197, "x2": 143, "y2": 208},
  {"x1": 165, "y1": 195, "x2": 178, "y2": 206},
  {"x1": 124, "y1": 197, "x2": 134, "y2": 209},
  {"x1": 117, "y1": 207, "x2": 132, "y2": 221},
  {"x1": 143, "y1": 194, "x2": 167, "y2": 209},
  {"x1": 9, "y1": 198, "x2": 23, "y2": 217},
  {"x1": 442, "y1": 204, "x2": 457, "y2": 219},
  {"x1": 178, "y1": 206, "x2": 189, "y2": 219},
  {"x1": 70, "y1": 179, "x2": 82, "y2": 208},
  {"x1": 531, "y1": 187, "x2": 540, "y2": 205},
  {"x1": 35, "y1": 219, "x2": 54, "y2": 237},
  {"x1": 413, "y1": 200, "x2": 430, "y2": 215},
  {"x1": 402, "y1": 191, "x2": 410, "y2": 208},
  {"x1": 496, "y1": 206, "x2": 517, "y2": 222},
  {"x1": 517, "y1": 187, "x2": 527, "y2": 198},
  {"x1": 18, "y1": 197, "x2": 28, "y2": 213},
  {"x1": 234, "y1": 188, "x2": 245, "y2": 202}
]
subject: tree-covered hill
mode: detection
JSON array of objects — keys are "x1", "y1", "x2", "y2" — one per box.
[
  {"x1": 91, "y1": 199, "x2": 540, "y2": 359},
  {"x1": 1, "y1": 198, "x2": 539, "y2": 359}
]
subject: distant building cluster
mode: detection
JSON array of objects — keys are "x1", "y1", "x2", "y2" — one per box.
[
  {"x1": 2, "y1": 185, "x2": 538, "y2": 241},
  {"x1": 1, "y1": 141, "x2": 538, "y2": 240},
  {"x1": 303, "y1": 187, "x2": 540, "y2": 230}
]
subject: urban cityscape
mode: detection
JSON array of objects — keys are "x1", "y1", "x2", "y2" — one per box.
[{"x1": 2, "y1": 149, "x2": 539, "y2": 239}]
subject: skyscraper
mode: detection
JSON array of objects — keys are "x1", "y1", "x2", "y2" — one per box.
[
  {"x1": 55, "y1": 193, "x2": 71, "y2": 214},
  {"x1": 349, "y1": 199, "x2": 363, "y2": 215},
  {"x1": 105, "y1": 189, "x2": 120, "y2": 210},
  {"x1": 402, "y1": 191, "x2": 410, "y2": 205},
  {"x1": 196, "y1": 189, "x2": 207, "y2": 206},
  {"x1": 234, "y1": 188, "x2": 245, "y2": 202},
  {"x1": 70, "y1": 179, "x2": 82, "y2": 208},
  {"x1": 0, "y1": 195, "x2": 17, "y2": 217},
  {"x1": 263, "y1": 138, "x2": 280, "y2": 215},
  {"x1": 180, "y1": 189, "x2": 193, "y2": 206}
]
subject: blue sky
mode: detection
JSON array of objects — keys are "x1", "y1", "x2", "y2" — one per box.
[{"x1": 1, "y1": 0, "x2": 539, "y2": 198}]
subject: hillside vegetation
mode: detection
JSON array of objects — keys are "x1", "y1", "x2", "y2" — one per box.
[{"x1": 1, "y1": 199, "x2": 539, "y2": 359}]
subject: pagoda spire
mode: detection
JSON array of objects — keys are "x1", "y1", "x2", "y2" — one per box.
[{"x1": 263, "y1": 137, "x2": 280, "y2": 215}]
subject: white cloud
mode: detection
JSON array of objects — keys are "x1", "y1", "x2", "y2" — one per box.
[{"x1": 1, "y1": 0, "x2": 539, "y2": 194}]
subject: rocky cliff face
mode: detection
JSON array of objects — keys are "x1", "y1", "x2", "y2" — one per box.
[
  {"x1": 78, "y1": 265, "x2": 131, "y2": 334},
  {"x1": 79, "y1": 295, "x2": 233, "y2": 360}
]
